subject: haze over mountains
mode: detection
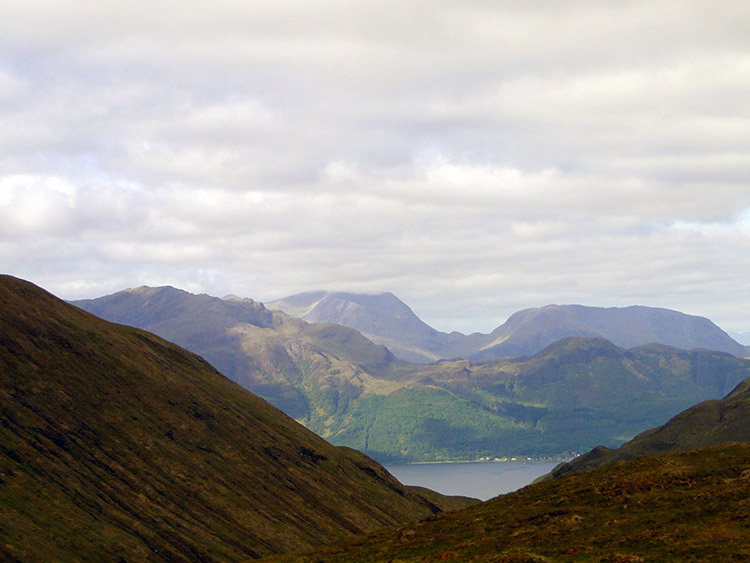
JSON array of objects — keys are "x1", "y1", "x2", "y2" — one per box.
[
  {"x1": 269, "y1": 291, "x2": 750, "y2": 362},
  {"x1": 0, "y1": 275, "x2": 472, "y2": 560},
  {"x1": 74, "y1": 285, "x2": 750, "y2": 462}
]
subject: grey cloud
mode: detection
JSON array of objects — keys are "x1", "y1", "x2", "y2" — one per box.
[{"x1": 1, "y1": 1, "x2": 750, "y2": 334}]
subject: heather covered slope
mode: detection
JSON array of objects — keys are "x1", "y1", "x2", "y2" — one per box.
[
  {"x1": 0, "y1": 275, "x2": 472, "y2": 561},
  {"x1": 546, "y1": 376, "x2": 750, "y2": 479},
  {"x1": 269, "y1": 443, "x2": 750, "y2": 562}
]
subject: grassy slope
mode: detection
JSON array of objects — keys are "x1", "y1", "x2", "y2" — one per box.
[
  {"x1": 268, "y1": 442, "x2": 750, "y2": 562},
  {"x1": 0, "y1": 275, "x2": 475, "y2": 561}
]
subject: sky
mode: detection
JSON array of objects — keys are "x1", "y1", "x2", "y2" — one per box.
[{"x1": 1, "y1": 1, "x2": 750, "y2": 336}]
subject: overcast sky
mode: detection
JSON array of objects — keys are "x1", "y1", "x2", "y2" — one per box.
[{"x1": 2, "y1": 1, "x2": 749, "y2": 335}]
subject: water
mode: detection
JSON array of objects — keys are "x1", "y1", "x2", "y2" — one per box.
[{"x1": 384, "y1": 460, "x2": 561, "y2": 501}]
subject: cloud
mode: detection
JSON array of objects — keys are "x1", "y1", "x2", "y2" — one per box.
[{"x1": 1, "y1": 1, "x2": 750, "y2": 334}]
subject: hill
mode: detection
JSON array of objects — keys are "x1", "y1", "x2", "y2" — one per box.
[
  {"x1": 269, "y1": 292, "x2": 749, "y2": 361},
  {"x1": 74, "y1": 288, "x2": 750, "y2": 462},
  {"x1": 335, "y1": 337, "x2": 750, "y2": 461},
  {"x1": 0, "y1": 275, "x2": 474, "y2": 561},
  {"x1": 545, "y1": 375, "x2": 750, "y2": 479},
  {"x1": 267, "y1": 442, "x2": 750, "y2": 562}
]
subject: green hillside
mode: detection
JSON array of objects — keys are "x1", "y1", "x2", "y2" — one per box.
[
  {"x1": 0, "y1": 275, "x2": 474, "y2": 561},
  {"x1": 545, "y1": 376, "x2": 750, "y2": 479},
  {"x1": 318, "y1": 338, "x2": 750, "y2": 461},
  {"x1": 268, "y1": 442, "x2": 750, "y2": 562}
]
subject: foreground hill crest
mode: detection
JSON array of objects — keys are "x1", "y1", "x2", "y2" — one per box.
[{"x1": 0, "y1": 274, "x2": 471, "y2": 560}]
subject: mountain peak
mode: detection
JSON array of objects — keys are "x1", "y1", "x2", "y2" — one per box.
[
  {"x1": 477, "y1": 303, "x2": 748, "y2": 360},
  {"x1": 269, "y1": 290, "x2": 444, "y2": 363}
]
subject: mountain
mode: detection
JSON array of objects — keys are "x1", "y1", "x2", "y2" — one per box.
[
  {"x1": 269, "y1": 442, "x2": 750, "y2": 562},
  {"x1": 475, "y1": 303, "x2": 750, "y2": 359},
  {"x1": 74, "y1": 286, "x2": 411, "y2": 420},
  {"x1": 0, "y1": 275, "x2": 474, "y2": 561},
  {"x1": 732, "y1": 331, "x2": 750, "y2": 345},
  {"x1": 269, "y1": 292, "x2": 750, "y2": 361},
  {"x1": 545, "y1": 376, "x2": 750, "y2": 479},
  {"x1": 342, "y1": 337, "x2": 750, "y2": 461},
  {"x1": 267, "y1": 291, "x2": 478, "y2": 363},
  {"x1": 74, "y1": 288, "x2": 750, "y2": 463}
]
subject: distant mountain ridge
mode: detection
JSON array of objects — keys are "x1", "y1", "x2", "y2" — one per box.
[{"x1": 269, "y1": 292, "x2": 749, "y2": 361}]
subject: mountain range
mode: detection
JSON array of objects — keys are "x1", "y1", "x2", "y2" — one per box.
[
  {"x1": 74, "y1": 286, "x2": 750, "y2": 462},
  {"x1": 268, "y1": 291, "x2": 750, "y2": 362},
  {"x1": 0, "y1": 275, "x2": 473, "y2": 560}
]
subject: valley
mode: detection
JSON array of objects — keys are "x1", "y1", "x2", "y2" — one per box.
[
  {"x1": 5, "y1": 4, "x2": 748, "y2": 561},
  {"x1": 268, "y1": 442, "x2": 750, "y2": 562}
]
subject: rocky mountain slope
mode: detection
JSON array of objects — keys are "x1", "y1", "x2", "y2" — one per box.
[
  {"x1": 267, "y1": 291, "x2": 478, "y2": 363},
  {"x1": 270, "y1": 292, "x2": 750, "y2": 361},
  {"x1": 0, "y1": 275, "x2": 472, "y2": 561},
  {"x1": 75, "y1": 286, "x2": 410, "y2": 420},
  {"x1": 74, "y1": 287, "x2": 750, "y2": 462}
]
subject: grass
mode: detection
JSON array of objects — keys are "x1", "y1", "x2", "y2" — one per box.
[
  {"x1": 0, "y1": 275, "x2": 476, "y2": 561},
  {"x1": 266, "y1": 442, "x2": 750, "y2": 562}
]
